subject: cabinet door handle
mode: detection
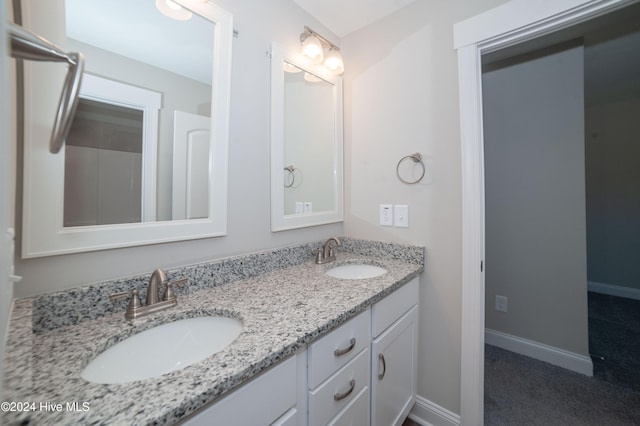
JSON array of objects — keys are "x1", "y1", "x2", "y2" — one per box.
[
  {"x1": 378, "y1": 353, "x2": 386, "y2": 380},
  {"x1": 334, "y1": 337, "x2": 356, "y2": 357},
  {"x1": 333, "y1": 379, "x2": 356, "y2": 401}
]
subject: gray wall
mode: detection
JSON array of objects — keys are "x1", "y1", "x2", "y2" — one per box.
[
  {"x1": 586, "y1": 97, "x2": 640, "y2": 291},
  {"x1": 342, "y1": 0, "x2": 508, "y2": 414},
  {"x1": 482, "y1": 44, "x2": 590, "y2": 356}
]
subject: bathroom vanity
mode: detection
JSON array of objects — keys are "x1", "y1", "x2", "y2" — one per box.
[
  {"x1": 2, "y1": 239, "x2": 423, "y2": 425},
  {"x1": 184, "y1": 278, "x2": 418, "y2": 426}
]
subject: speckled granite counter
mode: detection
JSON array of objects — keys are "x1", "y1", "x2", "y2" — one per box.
[{"x1": 2, "y1": 238, "x2": 423, "y2": 425}]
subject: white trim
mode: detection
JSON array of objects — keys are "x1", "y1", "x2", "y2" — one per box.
[
  {"x1": 588, "y1": 281, "x2": 640, "y2": 300},
  {"x1": 458, "y1": 43, "x2": 486, "y2": 426},
  {"x1": 409, "y1": 395, "x2": 461, "y2": 426},
  {"x1": 485, "y1": 329, "x2": 593, "y2": 376},
  {"x1": 454, "y1": 0, "x2": 630, "y2": 50},
  {"x1": 454, "y1": 0, "x2": 636, "y2": 424}
]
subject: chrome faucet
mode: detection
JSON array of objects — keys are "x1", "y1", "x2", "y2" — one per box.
[
  {"x1": 110, "y1": 269, "x2": 188, "y2": 319},
  {"x1": 316, "y1": 237, "x2": 341, "y2": 264}
]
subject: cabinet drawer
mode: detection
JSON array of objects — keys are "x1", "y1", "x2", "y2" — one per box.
[
  {"x1": 328, "y1": 386, "x2": 369, "y2": 426},
  {"x1": 308, "y1": 309, "x2": 370, "y2": 388},
  {"x1": 372, "y1": 278, "x2": 418, "y2": 337},
  {"x1": 180, "y1": 355, "x2": 297, "y2": 425},
  {"x1": 309, "y1": 348, "x2": 370, "y2": 426}
]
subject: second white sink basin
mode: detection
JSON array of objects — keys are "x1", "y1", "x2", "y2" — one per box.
[
  {"x1": 326, "y1": 263, "x2": 387, "y2": 280},
  {"x1": 81, "y1": 316, "x2": 243, "y2": 384}
]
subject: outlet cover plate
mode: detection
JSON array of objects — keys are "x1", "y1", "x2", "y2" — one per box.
[{"x1": 379, "y1": 204, "x2": 393, "y2": 226}]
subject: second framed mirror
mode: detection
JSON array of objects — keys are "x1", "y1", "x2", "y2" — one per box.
[{"x1": 270, "y1": 43, "x2": 344, "y2": 231}]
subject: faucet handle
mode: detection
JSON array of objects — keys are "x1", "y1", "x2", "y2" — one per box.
[
  {"x1": 162, "y1": 278, "x2": 188, "y2": 303},
  {"x1": 110, "y1": 289, "x2": 143, "y2": 318}
]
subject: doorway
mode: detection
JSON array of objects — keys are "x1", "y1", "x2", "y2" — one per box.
[{"x1": 454, "y1": 0, "x2": 639, "y2": 423}]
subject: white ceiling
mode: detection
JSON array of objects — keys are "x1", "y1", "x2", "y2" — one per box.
[{"x1": 292, "y1": 0, "x2": 417, "y2": 38}]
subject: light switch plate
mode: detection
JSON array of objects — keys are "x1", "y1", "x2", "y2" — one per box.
[
  {"x1": 394, "y1": 205, "x2": 409, "y2": 227},
  {"x1": 379, "y1": 204, "x2": 393, "y2": 226}
]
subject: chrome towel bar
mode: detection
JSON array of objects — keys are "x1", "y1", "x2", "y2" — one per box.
[{"x1": 9, "y1": 23, "x2": 84, "y2": 154}]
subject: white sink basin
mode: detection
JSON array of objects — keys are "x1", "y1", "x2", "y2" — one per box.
[
  {"x1": 326, "y1": 263, "x2": 387, "y2": 280},
  {"x1": 81, "y1": 316, "x2": 243, "y2": 384}
]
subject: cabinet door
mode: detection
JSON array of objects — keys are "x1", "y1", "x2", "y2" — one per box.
[{"x1": 371, "y1": 306, "x2": 418, "y2": 426}]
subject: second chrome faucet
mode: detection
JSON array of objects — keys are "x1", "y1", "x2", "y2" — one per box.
[
  {"x1": 316, "y1": 237, "x2": 341, "y2": 264},
  {"x1": 110, "y1": 269, "x2": 188, "y2": 320}
]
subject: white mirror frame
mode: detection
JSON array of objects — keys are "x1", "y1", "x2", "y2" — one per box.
[
  {"x1": 270, "y1": 43, "x2": 344, "y2": 232},
  {"x1": 21, "y1": 1, "x2": 232, "y2": 258}
]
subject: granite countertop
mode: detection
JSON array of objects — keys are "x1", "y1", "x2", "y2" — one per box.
[{"x1": 2, "y1": 249, "x2": 422, "y2": 425}]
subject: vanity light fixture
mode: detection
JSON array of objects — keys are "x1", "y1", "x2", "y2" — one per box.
[{"x1": 300, "y1": 26, "x2": 344, "y2": 75}]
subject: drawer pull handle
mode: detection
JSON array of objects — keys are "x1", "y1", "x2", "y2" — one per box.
[
  {"x1": 334, "y1": 379, "x2": 356, "y2": 401},
  {"x1": 378, "y1": 353, "x2": 387, "y2": 380},
  {"x1": 334, "y1": 338, "x2": 356, "y2": 357}
]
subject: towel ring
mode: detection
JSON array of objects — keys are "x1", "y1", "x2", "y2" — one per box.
[
  {"x1": 284, "y1": 165, "x2": 296, "y2": 188},
  {"x1": 284, "y1": 165, "x2": 303, "y2": 188},
  {"x1": 396, "y1": 153, "x2": 425, "y2": 184}
]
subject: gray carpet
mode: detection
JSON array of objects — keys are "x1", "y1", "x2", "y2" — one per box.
[
  {"x1": 484, "y1": 344, "x2": 640, "y2": 425},
  {"x1": 588, "y1": 292, "x2": 640, "y2": 392}
]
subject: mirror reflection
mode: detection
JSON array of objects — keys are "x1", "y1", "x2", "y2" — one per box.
[
  {"x1": 283, "y1": 63, "x2": 336, "y2": 215},
  {"x1": 62, "y1": 0, "x2": 214, "y2": 225},
  {"x1": 270, "y1": 43, "x2": 343, "y2": 232}
]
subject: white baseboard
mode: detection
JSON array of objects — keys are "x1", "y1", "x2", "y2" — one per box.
[
  {"x1": 409, "y1": 395, "x2": 460, "y2": 426},
  {"x1": 588, "y1": 281, "x2": 640, "y2": 301},
  {"x1": 485, "y1": 328, "x2": 593, "y2": 376}
]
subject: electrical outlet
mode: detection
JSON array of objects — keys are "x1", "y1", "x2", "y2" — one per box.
[
  {"x1": 495, "y1": 295, "x2": 508, "y2": 313},
  {"x1": 379, "y1": 204, "x2": 393, "y2": 226}
]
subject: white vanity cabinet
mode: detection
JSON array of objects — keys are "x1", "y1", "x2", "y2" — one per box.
[
  {"x1": 180, "y1": 354, "x2": 299, "y2": 426},
  {"x1": 371, "y1": 278, "x2": 419, "y2": 426}
]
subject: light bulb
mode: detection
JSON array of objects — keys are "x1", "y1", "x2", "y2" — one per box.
[
  {"x1": 283, "y1": 62, "x2": 302, "y2": 73},
  {"x1": 323, "y1": 49, "x2": 344, "y2": 75},
  {"x1": 301, "y1": 34, "x2": 324, "y2": 64},
  {"x1": 304, "y1": 72, "x2": 322, "y2": 83},
  {"x1": 156, "y1": 0, "x2": 193, "y2": 20},
  {"x1": 166, "y1": 0, "x2": 181, "y2": 10}
]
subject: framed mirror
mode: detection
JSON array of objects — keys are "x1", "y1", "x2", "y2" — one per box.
[
  {"x1": 270, "y1": 43, "x2": 343, "y2": 231},
  {"x1": 21, "y1": 0, "x2": 233, "y2": 257}
]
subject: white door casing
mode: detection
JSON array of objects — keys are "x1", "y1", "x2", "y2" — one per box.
[{"x1": 454, "y1": 0, "x2": 636, "y2": 423}]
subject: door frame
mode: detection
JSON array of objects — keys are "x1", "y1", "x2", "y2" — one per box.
[{"x1": 454, "y1": 0, "x2": 636, "y2": 423}]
